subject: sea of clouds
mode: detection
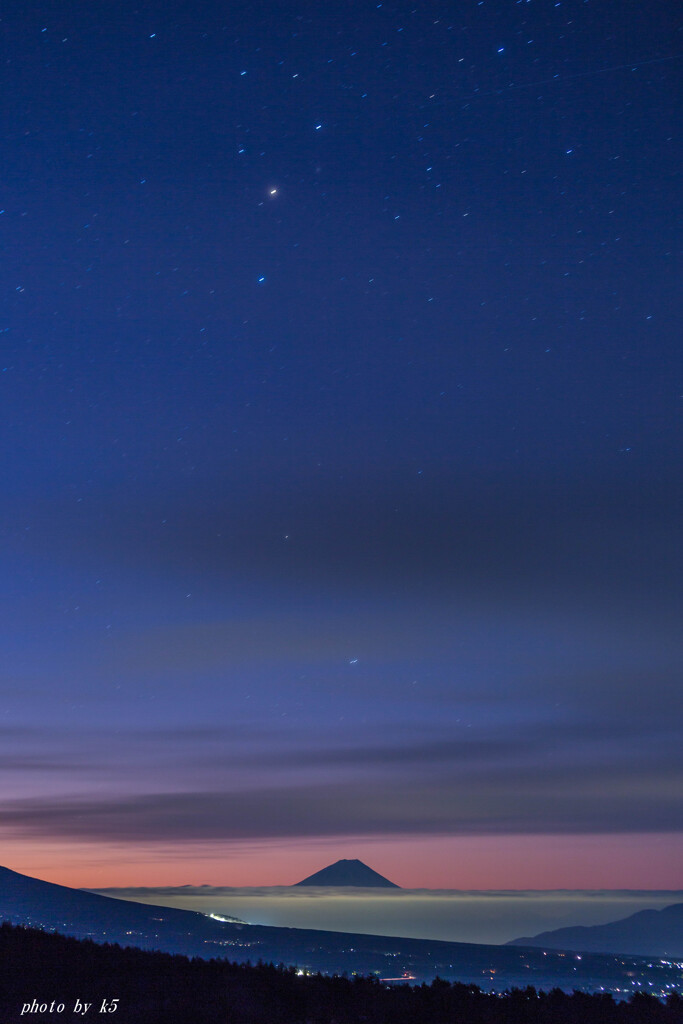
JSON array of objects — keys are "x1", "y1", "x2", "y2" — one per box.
[{"x1": 90, "y1": 887, "x2": 683, "y2": 946}]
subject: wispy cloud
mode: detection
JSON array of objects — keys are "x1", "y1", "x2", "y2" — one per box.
[{"x1": 2, "y1": 755, "x2": 680, "y2": 842}]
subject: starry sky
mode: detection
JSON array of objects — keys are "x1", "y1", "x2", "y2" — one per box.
[{"x1": 1, "y1": 0, "x2": 681, "y2": 889}]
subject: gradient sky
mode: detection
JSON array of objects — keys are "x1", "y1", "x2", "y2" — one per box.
[{"x1": 1, "y1": 0, "x2": 681, "y2": 890}]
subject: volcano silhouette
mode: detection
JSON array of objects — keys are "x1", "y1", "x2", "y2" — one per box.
[{"x1": 295, "y1": 858, "x2": 400, "y2": 888}]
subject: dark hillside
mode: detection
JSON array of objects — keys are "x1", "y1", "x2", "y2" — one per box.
[{"x1": 1, "y1": 923, "x2": 682, "y2": 1024}]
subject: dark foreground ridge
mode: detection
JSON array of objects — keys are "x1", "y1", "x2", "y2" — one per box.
[
  {"x1": 508, "y1": 902, "x2": 683, "y2": 958},
  {"x1": 0, "y1": 865, "x2": 681, "y2": 997},
  {"x1": 295, "y1": 858, "x2": 400, "y2": 888},
  {"x1": 1, "y1": 923, "x2": 682, "y2": 1024}
]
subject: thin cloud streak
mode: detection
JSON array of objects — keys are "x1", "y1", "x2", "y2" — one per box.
[{"x1": 1, "y1": 763, "x2": 680, "y2": 842}]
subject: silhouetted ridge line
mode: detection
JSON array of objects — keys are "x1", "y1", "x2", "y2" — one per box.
[{"x1": 508, "y1": 901, "x2": 683, "y2": 958}]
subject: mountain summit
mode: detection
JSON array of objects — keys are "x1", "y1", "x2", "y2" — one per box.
[{"x1": 295, "y1": 859, "x2": 400, "y2": 888}]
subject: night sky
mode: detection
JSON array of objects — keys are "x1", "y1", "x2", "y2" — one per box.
[{"x1": 1, "y1": 0, "x2": 681, "y2": 889}]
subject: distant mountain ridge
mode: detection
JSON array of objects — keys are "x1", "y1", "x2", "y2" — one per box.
[
  {"x1": 295, "y1": 858, "x2": 400, "y2": 888},
  {"x1": 508, "y1": 901, "x2": 683, "y2": 958}
]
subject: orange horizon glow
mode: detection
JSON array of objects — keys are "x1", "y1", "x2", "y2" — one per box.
[{"x1": 3, "y1": 832, "x2": 683, "y2": 891}]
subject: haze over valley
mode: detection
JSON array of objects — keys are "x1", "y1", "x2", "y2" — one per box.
[
  {"x1": 3, "y1": 864, "x2": 683, "y2": 1000},
  {"x1": 92, "y1": 883, "x2": 683, "y2": 948}
]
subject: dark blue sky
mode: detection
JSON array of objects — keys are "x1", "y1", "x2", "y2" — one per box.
[{"x1": 1, "y1": 0, "x2": 681, "y2": 886}]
